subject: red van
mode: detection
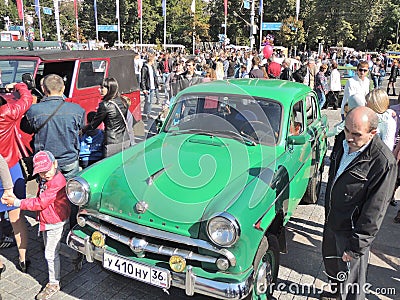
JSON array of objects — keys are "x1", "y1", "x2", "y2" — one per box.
[{"x1": 0, "y1": 49, "x2": 141, "y2": 156}]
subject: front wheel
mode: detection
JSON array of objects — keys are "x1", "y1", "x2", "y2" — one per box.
[
  {"x1": 245, "y1": 235, "x2": 280, "y2": 300},
  {"x1": 301, "y1": 162, "x2": 323, "y2": 204}
]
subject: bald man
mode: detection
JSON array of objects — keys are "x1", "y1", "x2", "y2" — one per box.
[{"x1": 321, "y1": 106, "x2": 397, "y2": 300}]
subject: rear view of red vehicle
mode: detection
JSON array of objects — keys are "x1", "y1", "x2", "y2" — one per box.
[{"x1": 0, "y1": 50, "x2": 141, "y2": 158}]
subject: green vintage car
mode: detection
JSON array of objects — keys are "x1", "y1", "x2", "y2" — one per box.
[{"x1": 66, "y1": 79, "x2": 327, "y2": 299}]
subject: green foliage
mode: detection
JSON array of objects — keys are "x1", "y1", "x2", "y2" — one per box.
[{"x1": 0, "y1": 0, "x2": 399, "y2": 52}]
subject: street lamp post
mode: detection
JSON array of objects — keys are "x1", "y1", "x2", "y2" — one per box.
[{"x1": 396, "y1": 20, "x2": 399, "y2": 45}]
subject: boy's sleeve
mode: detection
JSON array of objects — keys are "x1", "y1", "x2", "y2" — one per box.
[{"x1": 19, "y1": 182, "x2": 63, "y2": 211}]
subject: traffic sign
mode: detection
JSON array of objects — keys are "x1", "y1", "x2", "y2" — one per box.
[
  {"x1": 9, "y1": 25, "x2": 23, "y2": 31},
  {"x1": 98, "y1": 25, "x2": 118, "y2": 32},
  {"x1": 43, "y1": 7, "x2": 52, "y2": 15},
  {"x1": 262, "y1": 22, "x2": 282, "y2": 31}
]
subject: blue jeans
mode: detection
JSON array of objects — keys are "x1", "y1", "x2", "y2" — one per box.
[
  {"x1": 143, "y1": 89, "x2": 155, "y2": 115},
  {"x1": 317, "y1": 90, "x2": 326, "y2": 108},
  {"x1": 372, "y1": 76, "x2": 379, "y2": 89},
  {"x1": 162, "y1": 73, "x2": 170, "y2": 101},
  {"x1": 59, "y1": 160, "x2": 79, "y2": 181}
]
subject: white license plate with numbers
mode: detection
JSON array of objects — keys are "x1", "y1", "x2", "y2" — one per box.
[{"x1": 103, "y1": 252, "x2": 170, "y2": 289}]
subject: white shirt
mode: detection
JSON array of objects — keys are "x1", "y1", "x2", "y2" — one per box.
[
  {"x1": 147, "y1": 63, "x2": 155, "y2": 90},
  {"x1": 341, "y1": 75, "x2": 370, "y2": 114},
  {"x1": 335, "y1": 140, "x2": 370, "y2": 182},
  {"x1": 377, "y1": 109, "x2": 397, "y2": 150},
  {"x1": 329, "y1": 69, "x2": 341, "y2": 92}
]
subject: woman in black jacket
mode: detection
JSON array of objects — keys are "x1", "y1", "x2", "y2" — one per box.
[
  {"x1": 82, "y1": 78, "x2": 130, "y2": 157},
  {"x1": 387, "y1": 59, "x2": 399, "y2": 96}
]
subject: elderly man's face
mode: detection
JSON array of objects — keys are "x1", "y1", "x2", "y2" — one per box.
[{"x1": 344, "y1": 113, "x2": 376, "y2": 153}]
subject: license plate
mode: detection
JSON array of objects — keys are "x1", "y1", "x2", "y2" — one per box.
[{"x1": 103, "y1": 251, "x2": 170, "y2": 289}]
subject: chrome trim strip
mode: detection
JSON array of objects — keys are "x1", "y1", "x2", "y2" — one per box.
[
  {"x1": 67, "y1": 231, "x2": 253, "y2": 300},
  {"x1": 84, "y1": 218, "x2": 217, "y2": 264},
  {"x1": 79, "y1": 209, "x2": 236, "y2": 265}
]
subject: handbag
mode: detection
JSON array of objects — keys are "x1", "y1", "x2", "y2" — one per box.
[
  {"x1": 17, "y1": 101, "x2": 64, "y2": 181},
  {"x1": 109, "y1": 100, "x2": 135, "y2": 146}
]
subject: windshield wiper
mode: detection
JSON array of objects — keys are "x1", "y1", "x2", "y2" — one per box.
[
  {"x1": 213, "y1": 130, "x2": 257, "y2": 146},
  {"x1": 169, "y1": 129, "x2": 215, "y2": 136},
  {"x1": 169, "y1": 128, "x2": 256, "y2": 146}
]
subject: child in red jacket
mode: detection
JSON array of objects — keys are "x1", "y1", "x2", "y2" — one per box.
[{"x1": 2, "y1": 150, "x2": 70, "y2": 299}]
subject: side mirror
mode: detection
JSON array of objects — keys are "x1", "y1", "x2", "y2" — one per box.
[
  {"x1": 288, "y1": 135, "x2": 307, "y2": 145},
  {"x1": 22, "y1": 73, "x2": 35, "y2": 90}
]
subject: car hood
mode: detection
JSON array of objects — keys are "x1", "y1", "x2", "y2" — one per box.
[{"x1": 98, "y1": 133, "x2": 276, "y2": 238}]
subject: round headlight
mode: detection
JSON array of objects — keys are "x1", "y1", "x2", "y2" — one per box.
[
  {"x1": 66, "y1": 177, "x2": 90, "y2": 206},
  {"x1": 207, "y1": 213, "x2": 240, "y2": 247}
]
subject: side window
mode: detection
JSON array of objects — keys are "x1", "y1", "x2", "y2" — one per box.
[
  {"x1": 290, "y1": 100, "x2": 304, "y2": 136},
  {"x1": 77, "y1": 61, "x2": 106, "y2": 89},
  {"x1": 306, "y1": 95, "x2": 318, "y2": 125}
]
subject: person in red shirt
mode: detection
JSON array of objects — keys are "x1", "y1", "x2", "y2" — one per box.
[
  {"x1": 267, "y1": 55, "x2": 282, "y2": 79},
  {"x1": 0, "y1": 82, "x2": 32, "y2": 272}
]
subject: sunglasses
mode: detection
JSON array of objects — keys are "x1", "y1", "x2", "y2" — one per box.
[{"x1": 358, "y1": 68, "x2": 368, "y2": 73}]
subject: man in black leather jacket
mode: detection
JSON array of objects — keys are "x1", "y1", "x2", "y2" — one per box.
[
  {"x1": 321, "y1": 106, "x2": 397, "y2": 300},
  {"x1": 279, "y1": 58, "x2": 293, "y2": 81}
]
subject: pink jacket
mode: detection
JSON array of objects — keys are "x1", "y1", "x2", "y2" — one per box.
[{"x1": 20, "y1": 171, "x2": 70, "y2": 231}]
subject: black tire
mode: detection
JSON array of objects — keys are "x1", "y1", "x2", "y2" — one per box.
[
  {"x1": 245, "y1": 235, "x2": 280, "y2": 300},
  {"x1": 302, "y1": 162, "x2": 323, "y2": 204}
]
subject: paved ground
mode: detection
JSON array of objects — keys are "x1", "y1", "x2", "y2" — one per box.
[{"x1": 0, "y1": 86, "x2": 399, "y2": 300}]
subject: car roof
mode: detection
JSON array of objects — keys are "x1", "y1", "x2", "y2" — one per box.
[
  {"x1": 0, "y1": 49, "x2": 137, "y2": 60},
  {"x1": 179, "y1": 79, "x2": 312, "y2": 105}
]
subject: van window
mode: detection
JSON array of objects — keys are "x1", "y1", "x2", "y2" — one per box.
[{"x1": 77, "y1": 61, "x2": 106, "y2": 89}]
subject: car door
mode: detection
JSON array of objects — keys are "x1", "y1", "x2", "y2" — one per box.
[
  {"x1": 305, "y1": 93, "x2": 327, "y2": 178},
  {"x1": 278, "y1": 99, "x2": 314, "y2": 220}
]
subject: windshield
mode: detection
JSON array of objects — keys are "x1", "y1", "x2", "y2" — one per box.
[
  {"x1": 163, "y1": 94, "x2": 282, "y2": 145},
  {"x1": 0, "y1": 59, "x2": 37, "y2": 86}
]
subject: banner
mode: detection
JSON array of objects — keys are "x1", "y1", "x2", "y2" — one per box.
[
  {"x1": 190, "y1": 0, "x2": 195, "y2": 13},
  {"x1": 35, "y1": 0, "x2": 40, "y2": 16},
  {"x1": 94, "y1": 0, "x2": 98, "y2": 27},
  {"x1": 116, "y1": 0, "x2": 119, "y2": 19},
  {"x1": 162, "y1": 0, "x2": 166, "y2": 16},
  {"x1": 224, "y1": 0, "x2": 227, "y2": 16},
  {"x1": 16, "y1": 0, "x2": 24, "y2": 20},
  {"x1": 138, "y1": 0, "x2": 142, "y2": 18},
  {"x1": 74, "y1": 0, "x2": 78, "y2": 20},
  {"x1": 296, "y1": 0, "x2": 300, "y2": 20}
]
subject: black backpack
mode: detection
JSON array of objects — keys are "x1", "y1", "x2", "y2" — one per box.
[{"x1": 293, "y1": 65, "x2": 307, "y2": 83}]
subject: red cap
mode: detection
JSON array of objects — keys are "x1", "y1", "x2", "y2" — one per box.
[{"x1": 33, "y1": 151, "x2": 55, "y2": 175}]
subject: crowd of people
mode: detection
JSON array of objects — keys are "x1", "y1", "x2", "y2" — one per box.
[{"x1": 0, "y1": 45, "x2": 400, "y2": 300}]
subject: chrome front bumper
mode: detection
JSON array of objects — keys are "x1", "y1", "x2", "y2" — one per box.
[{"x1": 67, "y1": 230, "x2": 253, "y2": 299}]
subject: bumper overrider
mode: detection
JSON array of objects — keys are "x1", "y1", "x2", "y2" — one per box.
[{"x1": 66, "y1": 209, "x2": 254, "y2": 299}]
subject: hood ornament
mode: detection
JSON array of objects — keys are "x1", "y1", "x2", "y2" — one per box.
[{"x1": 135, "y1": 201, "x2": 149, "y2": 214}]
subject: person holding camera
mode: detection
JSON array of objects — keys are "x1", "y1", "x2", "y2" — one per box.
[{"x1": 0, "y1": 82, "x2": 32, "y2": 272}]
